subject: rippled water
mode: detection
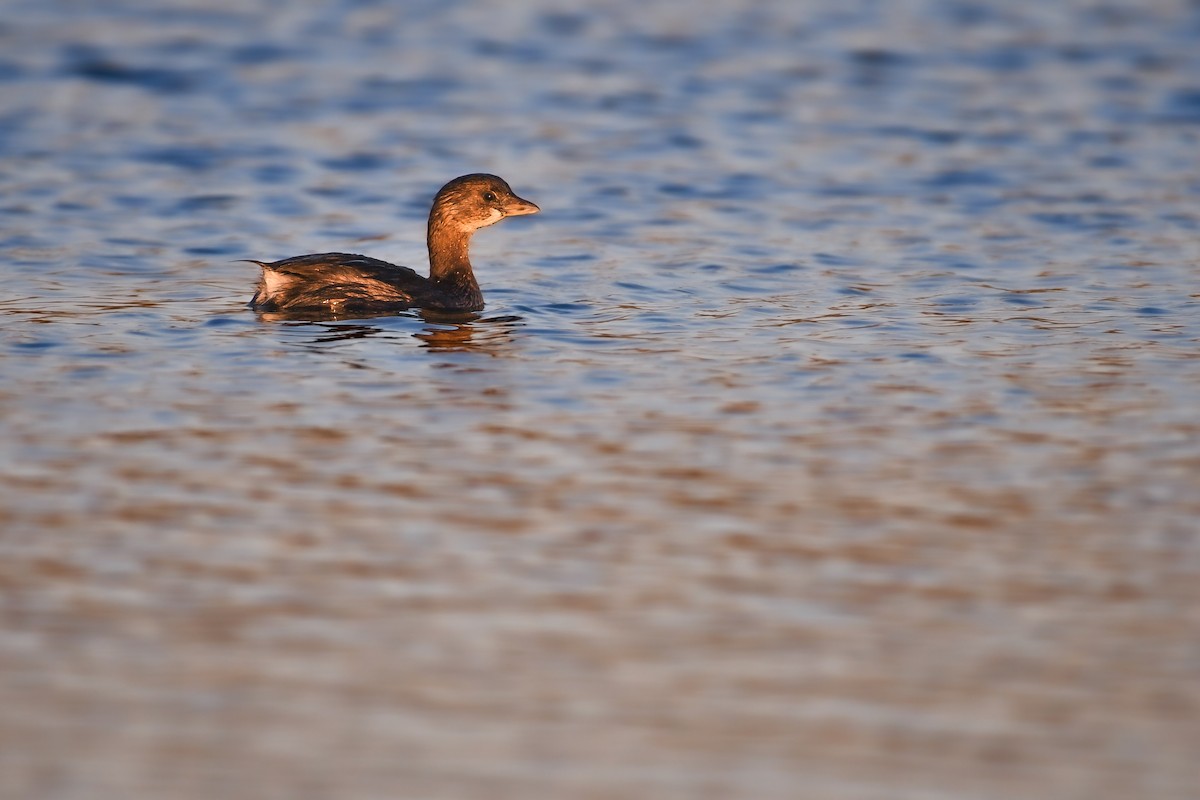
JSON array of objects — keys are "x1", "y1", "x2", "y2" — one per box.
[{"x1": 2, "y1": 1, "x2": 1199, "y2": 798}]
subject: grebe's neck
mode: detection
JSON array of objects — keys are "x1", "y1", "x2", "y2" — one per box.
[
  {"x1": 426, "y1": 209, "x2": 482, "y2": 308},
  {"x1": 427, "y1": 211, "x2": 476, "y2": 278}
]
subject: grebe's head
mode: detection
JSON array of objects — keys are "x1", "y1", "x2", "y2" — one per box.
[{"x1": 430, "y1": 173, "x2": 539, "y2": 234}]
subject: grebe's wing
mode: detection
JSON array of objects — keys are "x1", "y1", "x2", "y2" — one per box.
[{"x1": 247, "y1": 253, "x2": 428, "y2": 310}]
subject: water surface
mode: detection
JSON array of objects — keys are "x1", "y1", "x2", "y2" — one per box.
[{"x1": 1, "y1": 1, "x2": 1198, "y2": 798}]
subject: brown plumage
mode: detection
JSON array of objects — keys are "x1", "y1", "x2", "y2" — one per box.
[{"x1": 248, "y1": 174, "x2": 538, "y2": 313}]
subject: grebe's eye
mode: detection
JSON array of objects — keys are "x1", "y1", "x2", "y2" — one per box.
[{"x1": 482, "y1": 191, "x2": 496, "y2": 202}]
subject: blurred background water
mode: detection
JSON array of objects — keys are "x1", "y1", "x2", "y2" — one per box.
[{"x1": 1, "y1": 0, "x2": 1199, "y2": 798}]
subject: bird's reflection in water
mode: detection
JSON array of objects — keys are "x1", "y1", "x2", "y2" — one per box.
[
  {"x1": 414, "y1": 310, "x2": 523, "y2": 352},
  {"x1": 257, "y1": 307, "x2": 523, "y2": 353}
]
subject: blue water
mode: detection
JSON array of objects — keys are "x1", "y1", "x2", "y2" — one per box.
[{"x1": 1, "y1": 2, "x2": 1198, "y2": 798}]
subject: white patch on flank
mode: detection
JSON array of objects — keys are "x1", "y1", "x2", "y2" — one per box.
[{"x1": 260, "y1": 269, "x2": 297, "y2": 299}]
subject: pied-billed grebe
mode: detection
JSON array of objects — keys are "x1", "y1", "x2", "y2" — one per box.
[{"x1": 248, "y1": 173, "x2": 538, "y2": 312}]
